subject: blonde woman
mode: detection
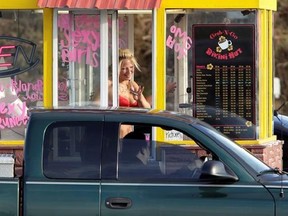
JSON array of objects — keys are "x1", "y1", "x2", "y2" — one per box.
[
  {"x1": 91, "y1": 49, "x2": 154, "y2": 137},
  {"x1": 107, "y1": 49, "x2": 151, "y2": 137},
  {"x1": 92, "y1": 49, "x2": 151, "y2": 110},
  {"x1": 115, "y1": 48, "x2": 151, "y2": 108}
]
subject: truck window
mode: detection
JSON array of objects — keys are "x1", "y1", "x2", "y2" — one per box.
[
  {"x1": 118, "y1": 124, "x2": 210, "y2": 182},
  {"x1": 43, "y1": 122, "x2": 102, "y2": 180}
]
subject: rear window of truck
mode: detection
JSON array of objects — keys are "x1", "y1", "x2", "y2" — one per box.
[{"x1": 43, "y1": 122, "x2": 103, "y2": 180}]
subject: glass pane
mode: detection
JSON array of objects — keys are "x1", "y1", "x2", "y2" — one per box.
[
  {"x1": 116, "y1": 13, "x2": 153, "y2": 107},
  {"x1": 0, "y1": 10, "x2": 43, "y2": 140},
  {"x1": 57, "y1": 12, "x2": 112, "y2": 106},
  {"x1": 166, "y1": 10, "x2": 257, "y2": 140},
  {"x1": 43, "y1": 122, "x2": 102, "y2": 179}
]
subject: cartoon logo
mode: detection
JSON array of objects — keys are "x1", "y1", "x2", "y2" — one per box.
[
  {"x1": 206, "y1": 30, "x2": 242, "y2": 61},
  {"x1": 0, "y1": 36, "x2": 40, "y2": 78},
  {"x1": 216, "y1": 36, "x2": 233, "y2": 53}
]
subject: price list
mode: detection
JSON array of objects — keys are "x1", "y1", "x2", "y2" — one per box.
[{"x1": 192, "y1": 24, "x2": 256, "y2": 139}]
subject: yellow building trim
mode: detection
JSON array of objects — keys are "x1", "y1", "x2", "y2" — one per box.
[
  {"x1": 268, "y1": 10, "x2": 274, "y2": 137},
  {"x1": 0, "y1": 0, "x2": 277, "y2": 10},
  {"x1": 157, "y1": 135, "x2": 277, "y2": 146},
  {"x1": 43, "y1": 9, "x2": 53, "y2": 107},
  {"x1": 0, "y1": 0, "x2": 38, "y2": 9},
  {"x1": 258, "y1": 0, "x2": 277, "y2": 10},
  {"x1": 156, "y1": 8, "x2": 166, "y2": 110},
  {"x1": 258, "y1": 9, "x2": 268, "y2": 139},
  {"x1": 155, "y1": 8, "x2": 166, "y2": 141},
  {"x1": 0, "y1": 140, "x2": 24, "y2": 145},
  {"x1": 259, "y1": 10, "x2": 265, "y2": 137},
  {"x1": 162, "y1": 141, "x2": 197, "y2": 145},
  {"x1": 237, "y1": 135, "x2": 277, "y2": 145},
  {"x1": 161, "y1": 0, "x2": 277, "y2": 10}
]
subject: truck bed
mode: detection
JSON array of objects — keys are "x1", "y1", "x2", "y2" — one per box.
[{"x1": 0, "y1": 178, "x2": 19, "y2": 216}]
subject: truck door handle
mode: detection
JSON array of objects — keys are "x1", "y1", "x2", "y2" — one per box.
[{"x1": 105, "y1": 197, "x2": 132, "y2": 209}]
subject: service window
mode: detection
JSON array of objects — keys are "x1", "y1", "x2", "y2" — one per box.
[
  {"x1": 57, "y1": 11, "x2": 109, "y2": 106},
  {"x1": 55, "y1": 10, "x2": 153, "y2": 108},
  {"x1": 0, "y1": 10, "x2": 43, "y2": 140},
  {"x1": 43, "y1": 122, "x2": 102, "y2": 179}
]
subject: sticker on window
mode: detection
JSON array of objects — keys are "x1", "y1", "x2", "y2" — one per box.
[{"x1": 165, "y1": 130, "x2": 183, "y2": 141}]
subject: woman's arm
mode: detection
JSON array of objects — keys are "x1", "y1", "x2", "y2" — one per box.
[{"x1": 131, "y1": 81, "x2": 151, "y2": 108}]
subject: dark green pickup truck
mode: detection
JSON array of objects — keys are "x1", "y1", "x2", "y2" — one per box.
[{"x1": 0, "y1": 108, "x2": 288, "y2": 216}]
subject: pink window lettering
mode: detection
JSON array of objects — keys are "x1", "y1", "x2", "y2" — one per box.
[
  {"x1": 0, "y1": 45, "x2": 15, "y2": 67},
  {"x1": 174, "y1": 43, "x2": 187, "y2": 59},
  {"x1": 166, "y1": 35, "x2": 176, "y2": 49},
  {"x1": 0, "y1": 102, "x2": 8, "y2": 115}
]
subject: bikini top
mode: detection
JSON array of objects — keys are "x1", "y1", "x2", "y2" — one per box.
[{"x1": 119, "y1": 96, "x2": 138, "y2": 107}]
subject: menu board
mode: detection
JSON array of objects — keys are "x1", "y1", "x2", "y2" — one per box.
[{"x1": 192, "y1": 24, "x2": 256, "y2": 139}]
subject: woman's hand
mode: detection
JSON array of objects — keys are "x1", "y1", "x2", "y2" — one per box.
[
  {"x1": 130, "y1": 85, "x2": 144, "y2": 101},
  {"x1": 166, "y1": 81, "x2": 177, "y2": 93},
  {"x1": 130, "y1": 84, "x2": 150, "y2": 108}
]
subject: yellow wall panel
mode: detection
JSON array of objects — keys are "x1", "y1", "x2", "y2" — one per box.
[
  {"x1": 161, "y1": 0, "x2": 276, "y2": 10},
  {"x1": 156, "y1": 8, "x2": 166, "y2": 110},
  {"x1": 0, "y1": 0, "x2": 277, "y2": 10},
  {"x1": 0, "y1": 0, "x2": 38, "y2": 9},
  {"x1": 43, "y1": 9, "x2": 53, "y2": 107},
  {"x1": 268, "y1": 10, "x2": 274, "y2": 137}
]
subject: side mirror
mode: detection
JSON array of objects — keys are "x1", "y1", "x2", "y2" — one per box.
[{"x1": 200, "y1": 160, "x2": 238, "y2": 182}]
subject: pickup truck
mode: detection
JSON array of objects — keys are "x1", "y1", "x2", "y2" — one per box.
[{"x1": 0, "y1": 107, "x2": 288, "y2": 216}]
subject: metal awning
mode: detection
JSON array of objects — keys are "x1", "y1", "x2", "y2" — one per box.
[{"x1": 37, "y1": 0, "x2": 162, "y2": 9}]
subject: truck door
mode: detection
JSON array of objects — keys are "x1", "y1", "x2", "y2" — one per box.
[
  {"x1": 100, "y1": 123, "x2": 275, "y2": 216},
  {"x1": 23, "y1": 120, "x2": 103, "y2": 216}
]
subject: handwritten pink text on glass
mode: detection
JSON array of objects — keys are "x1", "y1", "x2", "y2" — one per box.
[
  {"x1": 58, "y1": 14, "x2": 100, "y2": 68},
  {"x1": 0, "y1": 101, "x2": 28, "y2": 129},
  {"x1": 9, "y1": 79, "x2": 43, "y2": 102},
  {"x1": 166, "y1": 25, "x2": 192, "y2": 60},
  {"x1": 0, "y1": 78, "x2": 69, "y2": 129}
]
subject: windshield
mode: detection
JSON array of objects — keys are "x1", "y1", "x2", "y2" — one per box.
[{"x1": 196, "y1": 123, "x2": 271, "y2": 173}]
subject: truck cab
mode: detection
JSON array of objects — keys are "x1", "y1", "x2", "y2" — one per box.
[{"x1": 1, "y1": 108, "x2": 288, "y2": 216}]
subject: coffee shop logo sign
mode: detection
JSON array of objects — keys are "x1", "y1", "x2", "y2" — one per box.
[
  {"x1": 0, "y1": 36, "x2": 39, "y2": 77},
  {"x1": 206, "y1": 29, "x2": 243, "y2": 60}
]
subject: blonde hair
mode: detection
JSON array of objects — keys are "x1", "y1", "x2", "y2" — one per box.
[{"x1": 119, "y1": 48, "x2": 141, "y2": 72}]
